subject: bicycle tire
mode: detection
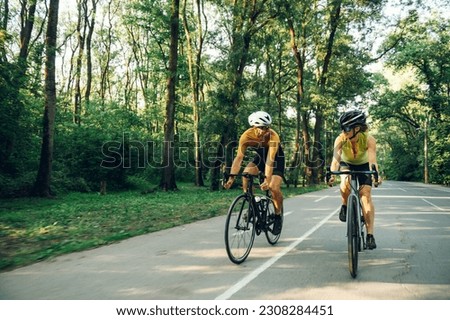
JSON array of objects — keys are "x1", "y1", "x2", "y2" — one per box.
[
  {"x1": 347, "y1": 195, "x2": 359, "y2": 278},
  {"x1": 264, "y1": 197, "x2": 282, "y2": 245},
  {"x1": 224, "y1": 194, "x2": 256, "y2": 264}
]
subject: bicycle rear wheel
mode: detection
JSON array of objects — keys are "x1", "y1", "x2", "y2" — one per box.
[
  {"x1": 225, "y1": 194, "x2": 256, "y2": 264},
  {"x1": 264, "y1": 198, "x2": 282, "y2": 245},
  {"x1": 347, "y1": 196, "x2": 359, "y2": 278}
]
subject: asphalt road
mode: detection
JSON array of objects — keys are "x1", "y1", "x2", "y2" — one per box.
[{"x1": 1, "y1": 180, "x2": 449, "y2": 300}]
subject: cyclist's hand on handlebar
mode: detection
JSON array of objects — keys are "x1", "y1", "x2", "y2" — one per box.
[
  {"x1": 373, "y1": 176, "x2": 382, "y2": 187},
  {"x1": 327, "y1": 175, "x2": 335, "y2": 187},
  {"x1": 370, "y1": 163, "x2": 382, "y2": 187},
  {"x1": 260, "y1": 180, "x2": 269, "y2": 191},
  {"x1": 223, "y1": 177, "x2": 234, "y2": 189}
]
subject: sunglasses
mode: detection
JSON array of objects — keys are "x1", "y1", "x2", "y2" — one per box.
[
  {"x1": 256, "y1": 126, "x2": 270, "y2": 131},
  {"x1": 342, "y1": 126, "x2": 353, "y2": 133}
]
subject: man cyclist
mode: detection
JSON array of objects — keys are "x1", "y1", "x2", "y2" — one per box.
[
  {"x1": 328, "y1": 110, "x2": 382, "y2": 249},
  {"x1": 224, "y1": 111, "x2": 285, "y2": 235}
]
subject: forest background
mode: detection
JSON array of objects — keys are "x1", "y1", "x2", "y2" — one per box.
[{"x1": 1, "y1": 0, "x2": 449, "y2": 196}]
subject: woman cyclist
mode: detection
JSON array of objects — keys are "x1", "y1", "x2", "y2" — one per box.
[
  {"x1": 223, "y1": 111, "x2": 285, "y2": 235},
  {"x1": 328, "y1": 110, "x2": 382, "y2": 249}
]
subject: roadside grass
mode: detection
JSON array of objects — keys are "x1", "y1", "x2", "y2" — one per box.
[{"x1": 0, "y1": 183, "x2": 325, "y2": 271}]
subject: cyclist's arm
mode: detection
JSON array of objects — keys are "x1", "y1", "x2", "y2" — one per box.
[
  {"x1": 263, "y1": 137, "x2": 279, "y2": 185},
  {"x1": 330, "y1": 136, "x2": 343, "y2": 171},
  {"x1": 224, "y1": 141, "x2": 247, "y2": 189},
  {"x1": 328, "y1": 136, "x2": 343, "y2": 185},
  {"x1": 367, "y1": 135, "x2": 381, "y2": 184},
  {"x1": 367, "y1": 135, "x2": 377, "y2": 171},
  {"x1": 230, "y1": 150, "x2": 245, "y2": 176},
  {"x1": 263, "y1": 129, "x2": 283, "y2": 188}
]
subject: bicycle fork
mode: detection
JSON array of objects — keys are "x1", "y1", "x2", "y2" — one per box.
[{"x1": 348, "y1": 182, "x2": 366, "y2": 252}]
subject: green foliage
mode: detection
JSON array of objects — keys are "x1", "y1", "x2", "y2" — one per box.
[
  {"x1": 0, "y1": 61, "x2": 43, "y2": 197},
  {"x1": 429, "y1": 117, "x2": 450, "y2": 185},
  {"x1": 373, "y1": 15, "x2": 450, "y2": 184}
]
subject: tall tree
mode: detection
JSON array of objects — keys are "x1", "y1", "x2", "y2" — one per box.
[
  {"x1": 282, "y1": 0, "x2": 309, "y2": 186},
  {"x1": 182, "y1": 0, "x2": 206, "y2": 186},
  {"x1": 210, "y1": 0, "x2": 277, "y2": 190},
  {"x1": 84, "y1": 0, "x2": 98, "y2": 108},
  {"x1": 281, "y1": 0, "x2": 385, "y2": 185},
  {"x1": 310, "y1": 0, "x2": 342, "y2": 184},
  {"x1": 18, "y1": 0, "x2": 38, "y2": 67},
  {"x1": 34, "y1": 0, "x2": 59, "y2": 197},
  {"x1": 160, "y1": 0, "x2": 180, "y2": 191}
]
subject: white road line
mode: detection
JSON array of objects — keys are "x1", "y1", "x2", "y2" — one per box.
[
  {"x1": 372, "y1": 195, "x2": 450, "y2": 199},
  {"x1": 422, "y1": 198, "x2": 446, "y2": 211},
  {"x1": 314, "y1": 196, "x2": 329, "y2": 202},
  {"x1": 399, "y1": 188, "x2": 407, "y2": 192},
  {"x1": 215, "y1": 208, "x2": 338, "y2": 300},
  {"x1": 284, "y1": 211, "x2": 293, "y2": 216}
]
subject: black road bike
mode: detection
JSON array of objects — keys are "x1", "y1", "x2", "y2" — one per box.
[
  {"x1": 326, "y1": 165, "x2": 378, "y2": 278},
  {"x1": 224, "y1": 172, "x2": 283, "y2": 264}
]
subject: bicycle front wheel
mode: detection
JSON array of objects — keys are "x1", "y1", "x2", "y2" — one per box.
[
  {"x1": 265, "y1": 198, "x2": 282, "y2": 245},
  {"x1": 225, "y1": 194, "x2": 256, "y2": 264},
  {"x1": 347, "y1": 195, "x2": 360, "y2": 278}
]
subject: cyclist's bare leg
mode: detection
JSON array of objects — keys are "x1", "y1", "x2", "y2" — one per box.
[
  {"x1": 359, "y1": 185, "x2": 374, "y2": 234},
  {"x1": 339, "y1": 174, "x2": 351, "y2": 206},
  {"x1": 242, "y1": 163, "x2": 258, "y2": 193},
  {"x1": 269, "y1": 175, "x2": 283, "y2": 214}
]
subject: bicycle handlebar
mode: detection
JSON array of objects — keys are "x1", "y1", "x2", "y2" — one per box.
[
  {"x1": 224, "y1": 172, "x2": 266, "y2": 180},
  {"x1": 223, "y1": 172, "x2": 268, "y2": 191},
  {"x1": 326, "y1": 165, "x2": 379, "y2": 187}
]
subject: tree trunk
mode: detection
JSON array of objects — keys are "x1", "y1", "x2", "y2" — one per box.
[
  {"x1": 286, "y1": 10, "x2": 306, "y2": 187},
  {"x1": 159, "y1": 0, "x2": 180, "y2": 191},
  {"x1": 0, "y1": 0, "x2": 9, "y2": 61},
  {"x1": 73, "y1": 0, "x2": 88, "y2": 125},
  {"x1": 182, "y1": 0, "x2": 205, "y2": 187},
  {"x1": 34, "y1": 0, "x2": 59, "y2": 197},
  {"x1": 310, "y1": 0, "x2": 342, "y2": 184},
  {"x1": 18, "y1": 0, "x2": 37, "y2": 65},
  {"x1": 85, "y1": 0, "x2": 98, "y2": 109}
]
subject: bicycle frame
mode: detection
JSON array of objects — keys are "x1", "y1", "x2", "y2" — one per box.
[{"x1": 227, "y1": 172, "x2": 268, "y2": 232}]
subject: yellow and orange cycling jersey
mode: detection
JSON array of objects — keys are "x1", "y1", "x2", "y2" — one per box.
[
  {"x1": 237, "y1": 127, "x2": 281, "y2": 157},
  {"x1": 340, "y1": 131, "x2": 369, "y2": 165}
]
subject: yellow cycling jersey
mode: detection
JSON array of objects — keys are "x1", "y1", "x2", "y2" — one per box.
[
  {"x1": 340, "y1": 131, "x2": 369, "y2": 165},
  {"x1": 237, "y1": 127, "x2": 281, "y2": 156}
]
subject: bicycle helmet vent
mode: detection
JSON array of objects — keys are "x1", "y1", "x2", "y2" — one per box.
[
  {"x1": 339, "y1": 110, "x2": 366, "y2": 132},
  {"x1": 248, "y1": 111, "x2": 272, "y2": 127}
]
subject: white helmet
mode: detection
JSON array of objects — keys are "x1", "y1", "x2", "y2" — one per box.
[{"x1": 248, "y1": 111, "x2": 272, "y2": 127}]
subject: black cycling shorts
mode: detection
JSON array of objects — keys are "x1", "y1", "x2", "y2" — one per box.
[
  {"x1": 251, "y1": 146, "x2": 285, "y2": 177},
  {"x1": 340, "y1": 162, "x2": 372, "y2": 186}
]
